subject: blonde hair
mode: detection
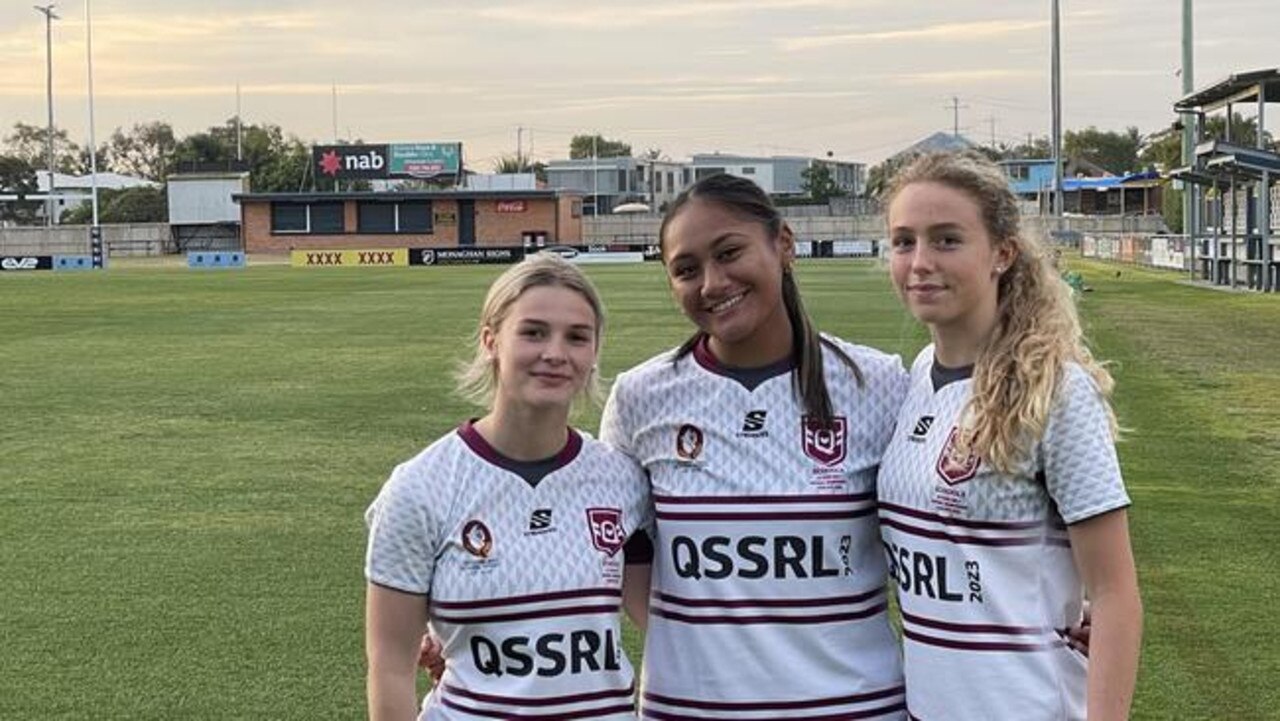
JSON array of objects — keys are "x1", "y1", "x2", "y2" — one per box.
[
  {"x1": 455, "y1": 253, "x2": 606, "y2": 411},
  {"x1": 886, "y1": 152, "x2": 1117, "y2": 473}
]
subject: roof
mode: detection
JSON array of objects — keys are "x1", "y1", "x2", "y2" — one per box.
[
  {"x1": 1174, "y1": 68, "x2": 1280, "y2": 112},
  {"x1": 894, "y1": 132, "x2": 978, "y2": 159},
  {"x1": 37, "y1": 172, "x2": 157, "y2": 192},
  {"x1": 1062, "y1": 171, "x2": 1161, "y2": 192},
  {"x1": 233, "y1": 189, "x2": 578, "y2": 203}
]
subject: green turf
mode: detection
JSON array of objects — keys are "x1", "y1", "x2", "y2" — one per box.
[{"x1": 0, "y1": 258, "x2": 1275, "y2": 719}]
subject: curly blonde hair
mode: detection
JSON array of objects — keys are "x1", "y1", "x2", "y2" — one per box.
[{"x1": 886, "y1": 152, "x2": 1117, "y2": 473}]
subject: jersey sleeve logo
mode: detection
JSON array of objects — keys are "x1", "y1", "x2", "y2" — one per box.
[
  {"x1": 936, "y1": 426, "x2": 981, "y2": 485},
  {"x1": 801, "y1": 416, "x2": 848, "y2": 467},
  {"x1": 676, "y1": 423, "x2": 704, "y2": 461},
  {"x1": 586, "y1": 508, "x2": 626, "y2": 557},
  {"x1": 461, "y1": 519, "x2": 495, "y2": 558}
]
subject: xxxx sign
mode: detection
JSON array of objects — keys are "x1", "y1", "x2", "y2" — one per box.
[{"x1": 290, "y1": 249, "x2": 408, "y2": 268}]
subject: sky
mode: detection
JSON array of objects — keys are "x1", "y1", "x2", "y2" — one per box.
[{"x1": 0, "y1": 0, "x2": 1276, "y2": 170}]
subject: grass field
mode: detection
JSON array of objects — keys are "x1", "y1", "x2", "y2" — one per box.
[{"x1": 1, "y1": 257, "x2": 1276, "y2": 719}]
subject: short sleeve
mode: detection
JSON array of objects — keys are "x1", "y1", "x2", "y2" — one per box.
[
  {"x1": 364, "y1": 463, "x2": 441, "y2": 595},
  {"x1": 599, "y1": 374, "x2": 635, "y2": 457},
  {"x1": 1042, "y1": 365, "x2": 1130, "y2": 524}
]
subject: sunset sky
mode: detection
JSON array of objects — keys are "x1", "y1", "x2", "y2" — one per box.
[{"x1": 1, "y1": 0, "x2": 1275, "y2": 169}]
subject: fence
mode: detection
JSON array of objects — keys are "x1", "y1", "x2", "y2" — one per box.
[
  {"x1": 1080, "y1": 232, "x2": 1194, "y2": 272},
  {"x1": 0, "y1": 223, "x2": 173, "y2": 258}
]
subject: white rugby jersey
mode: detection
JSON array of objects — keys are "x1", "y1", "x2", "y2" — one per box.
[
  {"x1": 877, "y1": 346, "x2": 1130, "y2": 721},
  {"x1": 365, "y1": 421, "x2": 652, "y2": 721},
  {"x1": 602, "y1": 335, "x2": 909, "y2": 720}
]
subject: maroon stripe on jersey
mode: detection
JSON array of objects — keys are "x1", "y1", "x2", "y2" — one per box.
[
  {"x1": 644, "y1": 684, "x2": 904, "y2": 711},
  {"x1": 878, "y1": 517, "x2": 1042, "y2": 546},
  {"x1": 654, "y1": 492, "x2": 874, "y2": 505},
  {"x1": 432, "y1": 587, "x2": 621, "y2": 610},
  {"x1": 878, "y1": 501, "x2": 1043, "y2": 530},
  {"x1": 655, "y1": 588, "x2": 882, "y2": 609},
  {"x1": 656, "y1": 508, "x2": 875, "y2": 522},
  {"x1": 901, "y1": 610, "x2": 1046, "y2": 636},
  {"x1": 643, "y1": 700, "x2": 906, "y2": 720},
  {"x1": 650, "y1": 601, "x2": 887, "y2": 625},
  {"x1": 1047, "y1": 536, "x2": 1072, "y2": 548},
  {"x1": 443, "y1": 682, "x2": 635, "y2": 707},
  {"x1": 431, "y1": 602, "x2": 620, "y2": 624},
  {"x1": 456, "y1": 420, "x2": 583, "y2": 475},
  {"x1": 440, "y1": 696, "x2": 634, "y2": 720},
  {"x1": 903, "y1": 628, "x2": 1064, "y2": 652}
]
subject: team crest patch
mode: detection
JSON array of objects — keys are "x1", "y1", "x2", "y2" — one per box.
[
  {"x1": 461, "y1": 519, "x2": 494, "y2": 558},
  {"x1": 936, "y1": 427, "x2": 980, "y2": 485},
  {"x1": 586, "y1": 508, "x2": 626, "y2": 557},
  {"x1": 676, "y1": 424, "x2": 704, "y2": 461},
  {"x1": 801, "y1": 416, "x2": 848, "y2": 467}
]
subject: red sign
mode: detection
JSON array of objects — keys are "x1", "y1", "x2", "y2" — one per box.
[{"x1": 496, "y1": 200, "x2": 527, "y2": 213}]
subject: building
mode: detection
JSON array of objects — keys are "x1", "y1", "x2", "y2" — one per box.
[
  {"x1": 167, "y1": 171, "x2": 250, "y2": 251},
  {"x1": 688, "y1": 153, "x2": 865, "y2": 197},
  {"x1": 544, "y1": 157, "x2": 684, "y2": 215},
  {"x1": 233, "y1": 189, "x2": 584, "y2": 254},
  {"x1": 998, "y1": 158, "x2": 1158, "y2": 216},
  {"x1": 35, "y1": 171, "x2": 157, "y2": 224}
]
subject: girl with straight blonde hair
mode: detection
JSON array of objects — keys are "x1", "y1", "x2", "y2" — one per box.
[{"x1": 365, "y1": 253, "x2": 651, "y2": 721}]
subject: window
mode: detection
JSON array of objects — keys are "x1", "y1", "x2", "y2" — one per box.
[
  {"x1": 668, "y1": 171, "x2": 675, "y2": 191},
  {"x1": 310, "y1": 202, "x2": 344, "y2": 233},
  {"x1": 655, "y1": 172, "x2": 664, "y2": 193},
  {"x1": 618, "y1": 169, "x2": 629, "y2": 192},
  {"x1": 398, "y1": 201, "x2": 431, "y2": 232},
  {"x1": 742, "y1": 166, "x2": 756, "y2": 175},
  {"x1": 358, "y1": 200, "x2": 433, "y2": 233},
  {"x1": 271, "y1": 204, "x2": 308, "y2": 233},
  {"x1": 358, "y1": 202, "x2": 396, "y2": 233},
  {"x1": 695, "y1": 167, "x2": 725, "y2": 181}
]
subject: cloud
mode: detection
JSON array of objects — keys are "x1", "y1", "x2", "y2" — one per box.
[
  {"x1": 475, "y1": 0, "x2": 858, "y2": 29},
  {"x1": 779, "y1": 19, "x2": 1047, "y2": 51}
]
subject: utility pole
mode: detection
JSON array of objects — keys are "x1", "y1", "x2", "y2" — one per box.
[
  {"x1": 985, "y1": 116, "x2": 998, "y2": 150},
  {"x1": 1051, "y1": 0, "x2": 1064, "y2": 219},
  {"x1": 235, "y1": 82, "x2": 242, "y2": 163},
  {"x1": 85, "y1": 0, "x2": 98, "y2": 227},
  {"x1": 517, "y1": 125, "x2": 524, "y2": 165},
  {"x1": 35, "y1": 4, "x2": 58, "y2": 227},
  {"x1": 331, "y1": 83, "x2": 338, "y2": 142},
  {"x1": 945, "y1": 96, "x2": 967, "y2": 137}
]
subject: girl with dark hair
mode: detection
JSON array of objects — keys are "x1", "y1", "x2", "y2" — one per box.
[{"x1": 601, "y1": 173, "x2": 908, "y2": 718}]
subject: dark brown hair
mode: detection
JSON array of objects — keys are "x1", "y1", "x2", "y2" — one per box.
[{"x1": 659, "y1": 173, "x2": 862, "y2": 425}]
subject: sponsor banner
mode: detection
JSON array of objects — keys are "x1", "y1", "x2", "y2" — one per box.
[
  {"x1": 434, "y1": 211, "x2": 457, "y2": 226},
  {"x1": 388, "y1": 143, "x2": 462, "y2": 179},
  {"x1": 290, "y1": 249, "x2": 408, "y2": 268},
  {"x1": 495, "y1": 200, "x2": 527, "y2": 213},
  {"x1": 568, "y1": 251, "x2": 644, "y2": 265},
  {"x1": 313, "y1": 144, "x2": 391, "y2": 180},
  {"x1": 408, "y1": 247, "x2": 524, "y2": 266},
  {"x1": 0, "y1": 255, "x2": 53, "y2": 272}
]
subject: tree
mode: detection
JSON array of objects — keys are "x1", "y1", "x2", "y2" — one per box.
[
  {"x1": 801, "y1": 163, "x2": 843, "y2": 202},
  {"x1": 60, "y1": 186, "x2": 167, "y2": 224},
  {"x1": 865, "y1": 152, "x2": 920, "y2": 198},
  {"x1": 492, "y1": 154, "x2": 547, "y2": 181},
  {"x1": 172, "y1": 119, "x2": 310, "y2": 192},
  {"x1": 569, "y1": 134, "x2": 631, "y2": 159},
  {"x1": 1063, "y1": 126, "x2": 1142, "y2": 175},
  {"x1": 3, "y1": 122, "x2": 85, "y2": 173},
  {"x1": 106, "y1": 122, "x2": 177, "y2": 181},
  {"x1": 0, "y1": 154, "x2": 41, "y2": 224}
]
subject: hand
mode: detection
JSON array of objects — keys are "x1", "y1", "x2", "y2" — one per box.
[
  {"x1": 1064, "y1": 601, "x2": 1092, "y2": 656},
  {"x1": 418, "y1": 634, "x2": 445, "y2": 684}
]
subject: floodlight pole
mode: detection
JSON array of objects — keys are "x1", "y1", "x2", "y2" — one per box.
[
  {"x1": 35, "y1": 5, "x2": 59, "y2": 226},
  {"x1": 1181, "y1": 0, "x2": 1195, "y2": 239},
  {"x1": 85, "y1": 0, "x2": 98, "y2": 227},
  {"x1": 1051, "y1": 0, "x2": 1063, "y2": 221}
]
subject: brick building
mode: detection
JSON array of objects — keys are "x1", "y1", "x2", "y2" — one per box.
[{"x1": 233, "y1": 190, "x2": 583, "y2": 253}]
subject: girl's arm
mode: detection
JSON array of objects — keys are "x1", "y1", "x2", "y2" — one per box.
[
  {"x1": 622, "y1": 562, "x2": 652, "y2": 631},
  {"x1": 366, "y1": 583, "x2": 429, "y2": 721},
  {"x1": 1068, "y1": 509, "x2": 1142, "y2": 721}
]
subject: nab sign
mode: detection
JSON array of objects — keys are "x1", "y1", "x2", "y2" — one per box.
[{"x1": 313, "y1": 144, "x2": 391, "y2": 180}]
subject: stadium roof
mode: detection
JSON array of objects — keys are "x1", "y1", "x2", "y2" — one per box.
[{"x1": 1174, "y1": 68, "x2": 1280, "y2": 112}]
